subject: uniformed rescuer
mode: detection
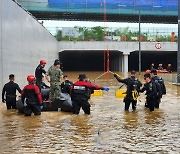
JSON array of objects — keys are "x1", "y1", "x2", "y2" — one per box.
[
  {"x1": 2, "y1": 74, "x2": 21, "y2": 110},
  {"x1": 71, "y1": 74, "x2": 109, "y2": 115},
  {"x1": 48, "y1": 59, "x2": 63, "y2": 101},
  {"x1": 114, "y1": 70, "x2": 142, "y2": 111},
  {"x1": 139, "y1": 73, "x2": 157, "y2": 112},
  {"x1": 21, "y1": 75, "x2": 43, "y2": 116},
  {"x1": 35, "y1": 59, "x2": 50, "y2": 91}
]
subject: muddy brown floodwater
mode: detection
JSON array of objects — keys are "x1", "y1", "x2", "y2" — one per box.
[{"x1": 0, "y1": 72, "x2": 179, "y2": 153}]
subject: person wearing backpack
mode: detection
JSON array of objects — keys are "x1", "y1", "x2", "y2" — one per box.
[
  {"x1": 114, "y1": 70, "x2": 142, "y2": 111},
  {"x1": 139, "y1": 73, "x2": 157, "y2": 112},
  {"x1": 151, "y1": 70, "x2": 166, "y2": 108}
]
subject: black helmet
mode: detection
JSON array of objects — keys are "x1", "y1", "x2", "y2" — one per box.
[
  {"x1": 144, "y1": 73, "x2": 151, "y2": 79},
  {"x1": 54, "y1": 59, "x2": 60, "y2": 66},
  {"x1": 130, "y1": 70, "x2": 136, "y2": 75},
  {"x1": 78, "y1": 74, "x2": 87, "y2": 80}
]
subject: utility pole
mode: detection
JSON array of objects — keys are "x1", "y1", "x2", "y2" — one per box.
[
  {"x1": 178, "y1": 0, "x2": 180, "y2": 83},
  {"x1": 138, "y1": 7, "x2": 141, "y2": 75}
]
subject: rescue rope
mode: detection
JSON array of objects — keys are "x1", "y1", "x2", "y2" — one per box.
[{"x1": 132, "y1": 90, "x2": 139, "y2": 101}]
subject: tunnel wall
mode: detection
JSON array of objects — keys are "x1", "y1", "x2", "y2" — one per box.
[{"x1": 0, "y1": 0, "x2": 59, "y2": 93}]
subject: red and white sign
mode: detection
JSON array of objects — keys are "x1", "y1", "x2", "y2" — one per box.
[{"x1": 155, "y1": 42, "x2": 162, "y2": 49}]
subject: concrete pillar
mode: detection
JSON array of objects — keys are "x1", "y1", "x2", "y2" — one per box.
[
  {"x1": 118, "y1": 56, "x2": 122, "y2": 72},
  {"x1": 123, "y1": 54, "x2": 129, "y2": 73}
]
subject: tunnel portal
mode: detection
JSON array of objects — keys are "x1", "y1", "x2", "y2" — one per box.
[
  {"x1": 129, "y1": 51, "x2": 177, "y2": 72},
  {"x1": 59, "y1": 50, "x2": 122, "y2": 71}
]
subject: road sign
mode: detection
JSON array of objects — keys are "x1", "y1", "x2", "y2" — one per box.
[{"x1": 155, "y1": 42, "x2": 162, "y2": 49}]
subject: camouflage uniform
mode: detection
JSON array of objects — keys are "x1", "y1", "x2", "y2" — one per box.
[{"x1": 48, "y1": 65, "x2": 63, "y2": 101}]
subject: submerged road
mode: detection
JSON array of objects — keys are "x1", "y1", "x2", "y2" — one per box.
[{"x1": 0, "y1": 72, "x2": 179, "y2": 153}]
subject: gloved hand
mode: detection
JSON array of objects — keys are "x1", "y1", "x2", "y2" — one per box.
[
  {"x1": 2, "y1": 99, "x2": 5, "y2": 103},
  {"x1": 40, "y1": 105, "x2": 43, "y2": 110},
  {"x1": 114, "y1": 73, "x2": 117, "y2": 78},
  {"x1": 103, "y1": 87, "x2": 109, "y2": 92}
]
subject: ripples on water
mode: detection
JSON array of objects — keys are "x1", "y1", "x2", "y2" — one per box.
[{"x1": 0, "y1": 72, "x2": 179, "y2": 153}]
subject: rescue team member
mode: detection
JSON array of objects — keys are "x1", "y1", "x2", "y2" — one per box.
[
  {"x1": 71, "y1": 74, "x2": 109, "y2": 115},
  {"x1": 139, "y1": 73, "x2": 157, "y2": 112},
  {"x1": 166, "y1": 64, "x2": 172, "y2": 73},
  {"x1": 61, "y1": 75, "x2": 73, "y2": 94},
  {"x1": 35, "y1": 60, "x2": 50, "y2": 91},
  {"x1": 48, "y1": 59, "x2": 63, "y2": 101},
  {"x1": 2, "y1": 74, "x2": 21, "y2": 109},
  {"x1": 151, "y1": 69, "x2": 166, "y2": 108},
  {"x1": 41, "y1": 75, "x2": 50, "y2": 89},
  {"x1": 114, "y1": 70, "x2": 142, "y2": 111},
  {"x1": 157, "y1": 64, "x2": 163, "y2": 70},
  {"x1": 150, "y1": 63, "x2": 156, "y2": 72},
  {"x1": 21, "y1": 75, "x2": 43, "y2": 116}
]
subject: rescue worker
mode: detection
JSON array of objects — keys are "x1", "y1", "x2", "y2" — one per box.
[
  {"x1": 48, "y1": 59, "x2": 63, "y2": 101},
  {"x1": 35, "y1": 60, "x2": 50, "y2": 91},
  {"x1": 150, "y1": 63, "x2": 156, "y2": 72},
  {"x1": 166, "y1": 64, "x2": 172, "y2": 73},
  {"x1": 61, "y1": 75, "x2": 73, "y2": 94},
  {"x1": 21, "y1": 75, "x2": 43, "y2": 116},
  {"x1": 2, "y1": 74, "x2": 21, "y2": 109},
  {"x1": 114, "y1": 70, "x2": 142, "y2": 111},
  {"x1": 151, "y1": 69, "x2": 166, "y2": 108},
  {"x1": 71, "y1": 74, "x2": 109, "y2": 115},
  {"x1": 139, "y1": 73, "x2": 157, "y2": 112},
  {"x1": 41, "y1": 75, "x2": 50, "y2": 89},
  {"x1": 157, "y1": 64, "x2": 163, "y2": 70}
]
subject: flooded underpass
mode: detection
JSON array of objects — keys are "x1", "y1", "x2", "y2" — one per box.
[{"x1": 0, "y1": 72, "x2": 179, "y2": 153}]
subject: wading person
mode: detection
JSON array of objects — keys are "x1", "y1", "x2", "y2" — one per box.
[
  {"x1": 71, "y1": 74, "x2": 109, "y2": 115},
  {"x1": 114, "y1": 70, "x2": 142, "y2": 111},
  {"x1": 48, "y1": 59, "x2": 63, "y2": 101},
  {"x1": 150, "y1": 63, "x2": 156, "y2": 72},
  {"x1": 61, "y1": 75, "x2": 73, "y2": 94},
  {"x1": 21, "y1": 75, "x2": 43, "y2": 116},
  {"x1": 151, "y1": 69, "x2": 166, "y2": 108},
  {"x1": 139, "y1": 73, "x2": 157, "y2": 112},
  {"x1": 41, "y1": 75, "x2": 50, "y2": 89},
  {"x1": 2, "y1": 74, "x2": 21, "y2": 109},
  {"x1": 35, "y1": 59, "x2": 50, "y2": 91}
]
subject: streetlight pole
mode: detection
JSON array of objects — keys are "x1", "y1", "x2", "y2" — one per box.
[
  {"x1": 178, "y1": 0, "x2": 180, "y2": 83},
  {"x1": 138, "y1": 7, "x2": 141, "y2": 75}
]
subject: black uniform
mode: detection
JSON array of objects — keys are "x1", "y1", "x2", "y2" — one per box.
[
  {"x1": 2, "y1": 81, "x2": 21, "y2": 109},
  {"x1": 71, "y1": 80, "x2": 103, "y2": 115},
  {"x1": 151, "y1": 76, "x2": 166, "y2": 108},
  {"x1": 61, "y1": 80, "x2": 73, "y2": 94},
  {"x1": 35, "y1": 64, "x2": 46, "y2": 91},
  {"x1": 114, "y1": 75, "x2": 142, "y2": 111},
  {"x1": 41, "y1": 82, "x2": 50, "y2": 89},
  {"x1": 140, "y1": 81, "x2": 157, "y2": 111}
]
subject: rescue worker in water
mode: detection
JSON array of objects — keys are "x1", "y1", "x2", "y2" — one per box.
[
  {"x1": 71, "y1": 74, "x2": 109, "y2": 115},
  {"x1": 2, "y1": 74, "x2": 21, "y2": 109},
  {"x1": 114, "y1": 70, "x2": 142, "y2": 111},
  {"x1": 139, "y1": 73, "x2": 157, "y2": 112},
  {"x1": 21, "y1": 75, "x2": 43, "y2": 116}
]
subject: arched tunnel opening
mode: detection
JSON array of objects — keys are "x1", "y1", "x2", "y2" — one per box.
[
  {"x1": 59, "y1": 50, "x2": 122, "y2": 71},
  {"x1": 129, "y1": 51, "x2": 177, "y2": 72}
]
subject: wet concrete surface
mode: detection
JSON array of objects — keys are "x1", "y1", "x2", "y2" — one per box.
[{"x1": 0, "y1": 72, "x2": 179, "y2": 153}]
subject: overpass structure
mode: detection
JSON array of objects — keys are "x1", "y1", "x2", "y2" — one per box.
[
  {"x1": 17, "y1": 0, "x2": 178, "y2": 24},
  {"x1": 59, "y1": 41, "x2": 177, "y2": 72}
]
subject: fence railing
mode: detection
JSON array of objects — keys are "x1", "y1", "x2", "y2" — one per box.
[{"x1": 45, "y1": 26, "x2": 178, "y2": 42}]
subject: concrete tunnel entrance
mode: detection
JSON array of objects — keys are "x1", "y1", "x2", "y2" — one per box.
[
  {"x1": 59, "y1": 50, "x2": 123, "y2": 71},
  {"x1": 129, "y1": 51, "x2": 177, "y2": 71}
]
